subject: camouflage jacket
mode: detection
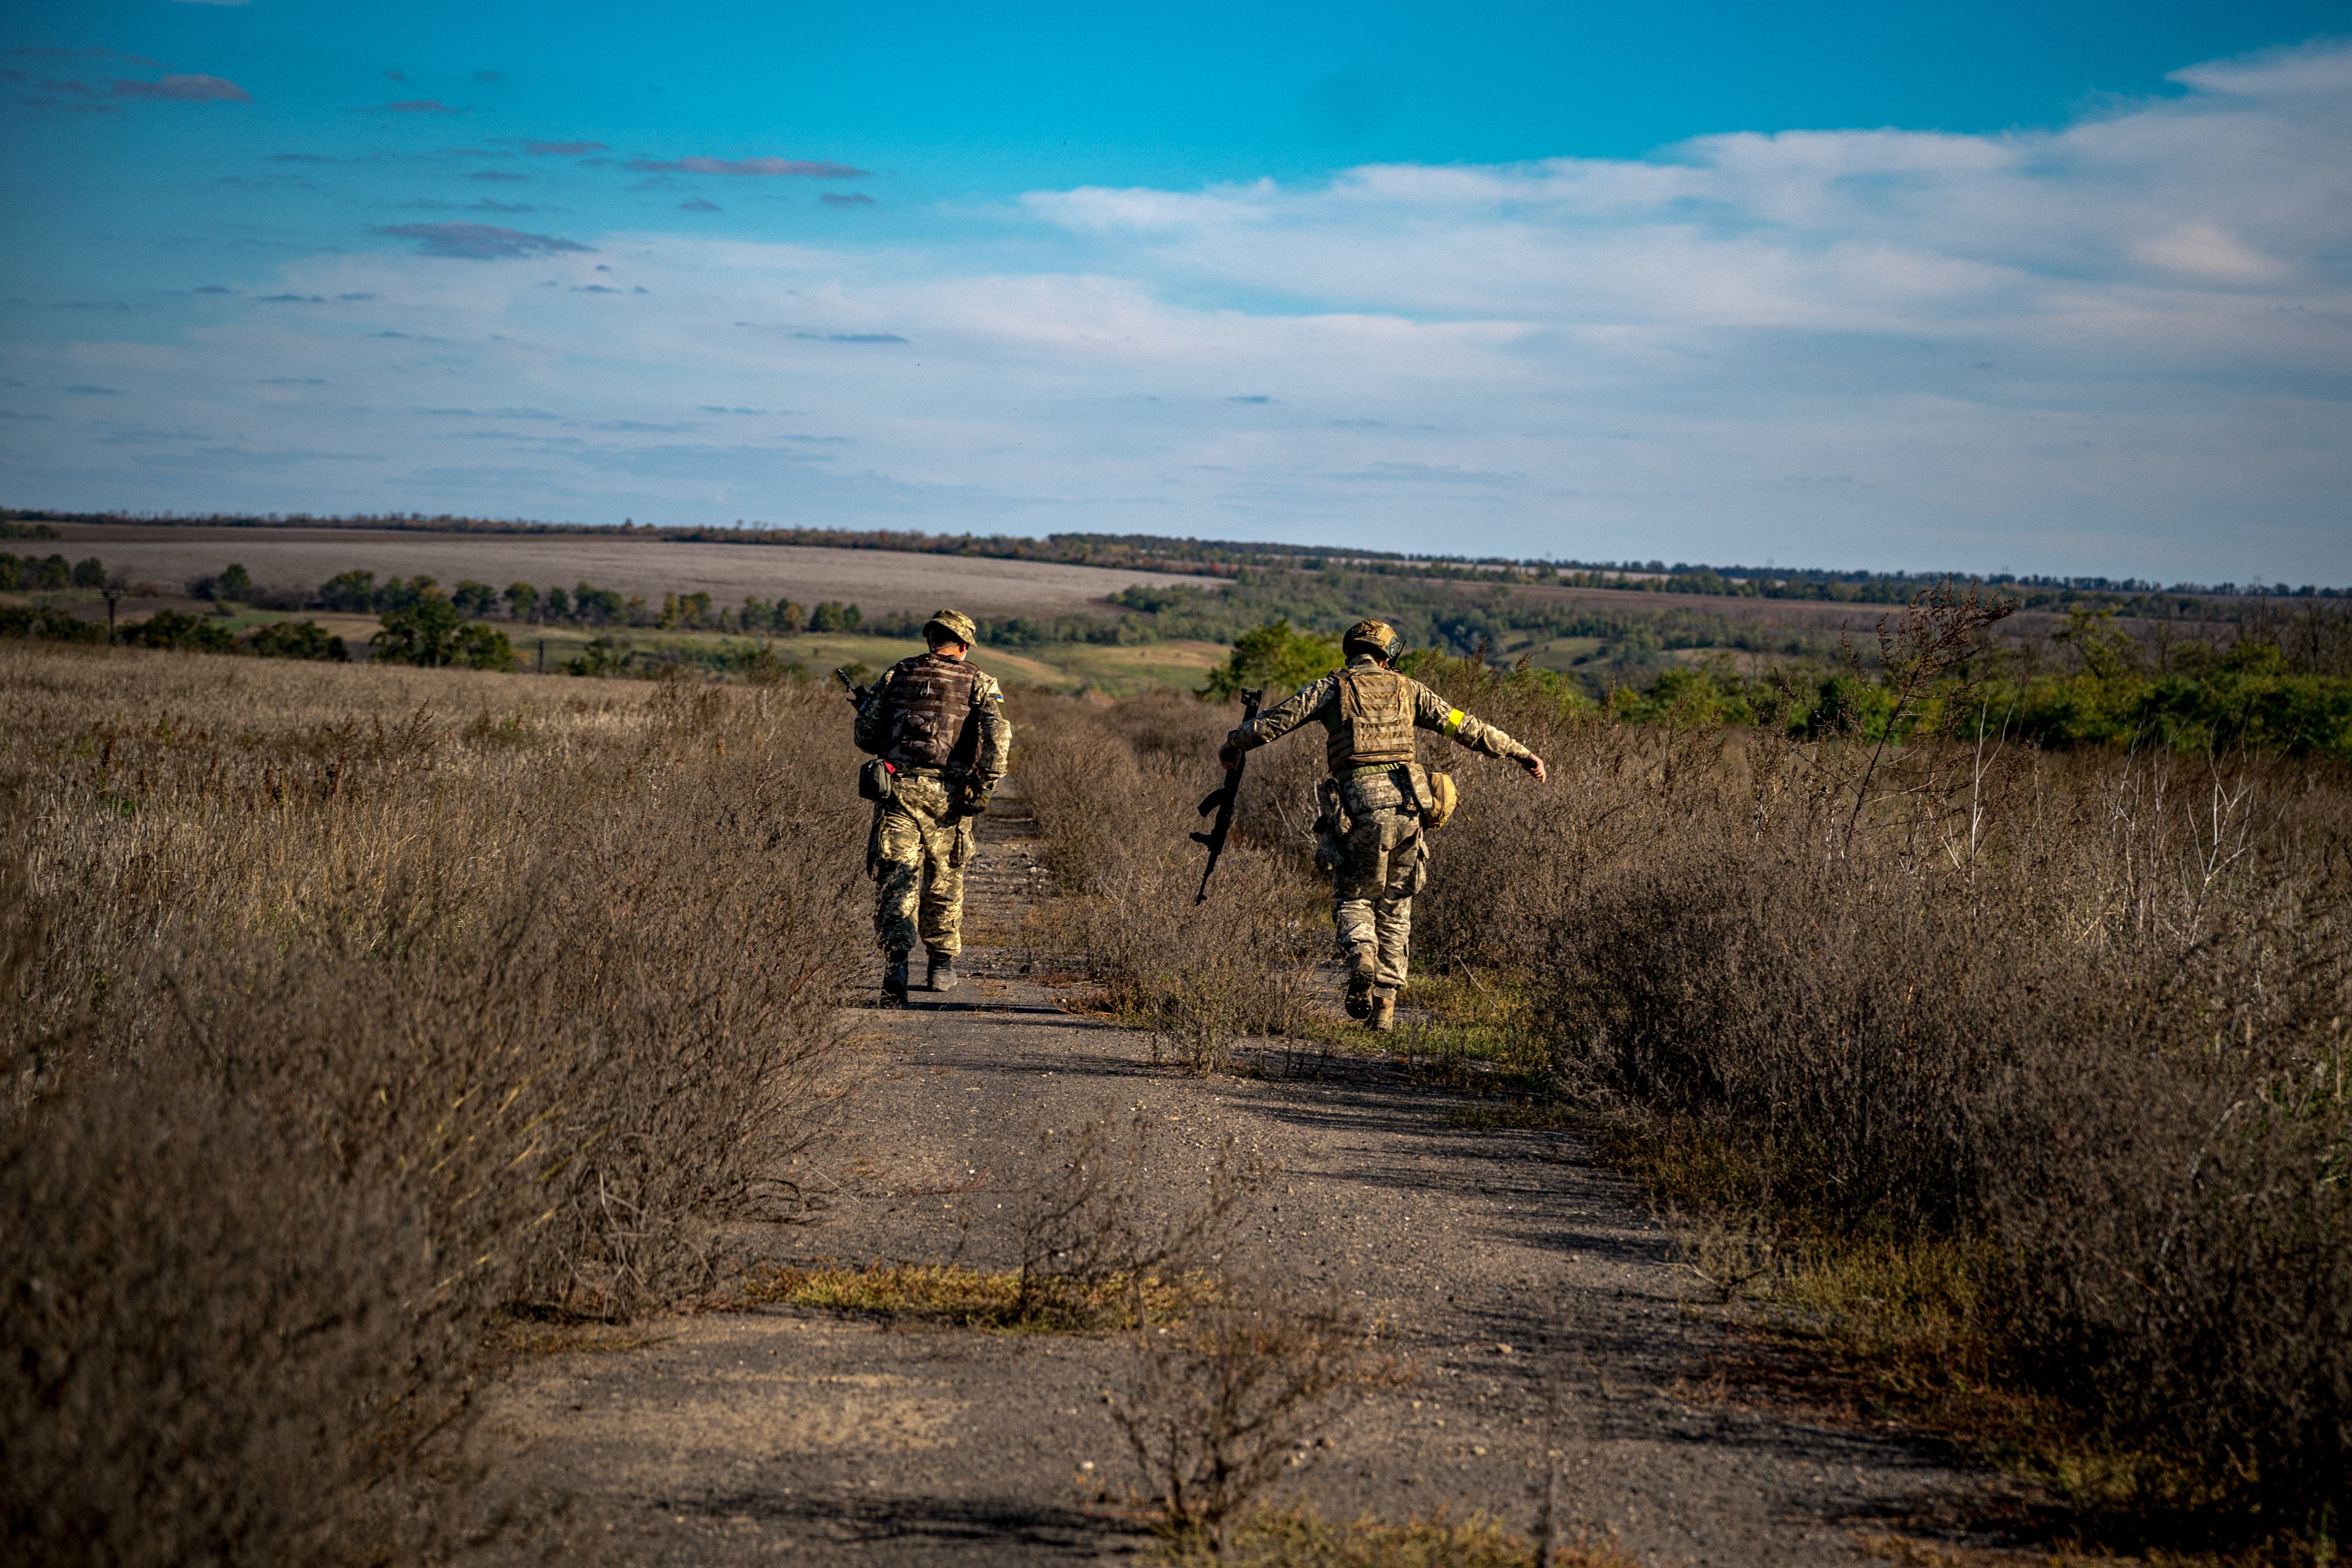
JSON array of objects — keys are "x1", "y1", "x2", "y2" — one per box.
[
  {"x1": 1231, "y1": 654, "x2": 1534, "y2": 774},
  {"x1": 855, "y1": 655, "x2": 1012, "y2": 790}
]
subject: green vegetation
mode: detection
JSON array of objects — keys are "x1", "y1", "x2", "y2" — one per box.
[
  {"x1": 370, "y1": 592, "x2": 517, "y2": 670},
  {"x1": 1200, "y1": 617, "x2": 1342, "y2": 699},
  {"x1": 246, "y1": 619, "x2": 348, "y2": 661},
  {"x1": 117, "y1": 609, "x2": 236, "y2": 653},
  {"x1": 10, "y1": 542, "x2": 2346, "y2": 757}
]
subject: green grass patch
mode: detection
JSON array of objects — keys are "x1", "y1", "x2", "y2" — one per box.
[
  {"x1": 1285, "y1": 969, "x2": 1552, "y2": 1094},
  {"x1": 730, "y1": 1261, "x2": 1202, "y2": 1333}
]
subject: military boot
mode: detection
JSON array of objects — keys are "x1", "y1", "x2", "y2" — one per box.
[
  {"x1": 1344, "y1": 954, "x2": 1377, "y2": 1020},
  {"x1": 926, "y1": 952, "x2": 959, "y2": 992},
  {"x1": 1367, "y1": 994, "x2": 1396, "y2": 1032},
  {"x1": 881, "y1": 954, "x2": 911, "y2": 1008}
]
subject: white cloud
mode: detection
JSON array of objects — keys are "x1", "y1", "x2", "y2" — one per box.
[{"x1": 6, "y1": 41, "x2": 2350, "y2": 580}]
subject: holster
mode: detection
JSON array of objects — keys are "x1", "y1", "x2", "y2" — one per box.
[
  {"x1": 1312, "y1": 777, "x2": 1351, "y2": 875},
  {"x1": 1401, "y1": 763, "x2": 1439, "y2": 815},
  {"x1": 858, "y1": 758, "x2": 897, "y2": 801}
]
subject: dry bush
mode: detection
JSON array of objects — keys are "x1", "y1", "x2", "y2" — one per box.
[
  {"x1": 1117, "y1": 1274, "x2": 1401, "y2": 1555},
  {"x1": 1015, "y1": 1104, "x2": 1264, "y2": 1319},
  {"x1": 1020, "y1": 693, "x2": 1323, "y2": 1069},
  {"x1": 1398, "y1": 640, "x2": 2352, "y2": 1529},
  {"x1": 1, "y1": 644, "x2": 865, "y2": 1563}
]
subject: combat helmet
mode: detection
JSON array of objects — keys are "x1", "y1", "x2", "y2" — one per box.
[
  {"x1": 1341, "y1": 618, "x2": 1403, "y2": 661},
  {"x1": 924, "y1": 607, "x2": 978, "y2": 647}
]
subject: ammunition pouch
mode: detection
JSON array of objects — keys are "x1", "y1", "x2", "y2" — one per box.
[
  {"x1": 1423, "y1": 769, "x2": 1459, "y2": 830},
  {"x1": 858, "y1": 758, "x2": 898, "y2": 801}
]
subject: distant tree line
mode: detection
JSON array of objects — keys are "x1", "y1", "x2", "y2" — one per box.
[
  {"x1": 11, "y1": 506, "x2": 2343, "y2": 602},
  {"x1": 0, "y1": 553, "x2": 106, "y2": 591}
]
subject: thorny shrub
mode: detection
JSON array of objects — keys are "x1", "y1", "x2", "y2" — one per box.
[{"x1": 1, "y1": 644, "x2": 866, "y2": 1564}]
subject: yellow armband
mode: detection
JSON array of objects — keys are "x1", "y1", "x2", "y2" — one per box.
[{"x1": 1440, "y1": 708, "x2": 1466, "y2": 735}]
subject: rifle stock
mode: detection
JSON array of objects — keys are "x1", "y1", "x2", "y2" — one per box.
[{"x1": 1191, "y1": 688, "x2": 1262, "y2": 903}]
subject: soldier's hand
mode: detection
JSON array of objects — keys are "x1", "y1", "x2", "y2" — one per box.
[
  {"x1": 1522, "y1": 753, "x2": 1549, "y2": 783},
  {"x1": 1217, "y1": 741, "x2": 1241, "y2": 771}
]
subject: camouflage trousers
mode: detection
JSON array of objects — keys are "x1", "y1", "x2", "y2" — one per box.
[
  {"x1": 1322, "y1": 802, "x2": 1429, "y2": 998},
  {"x1": 868, "y1": 774, "x2": 975, "y2": 958}
]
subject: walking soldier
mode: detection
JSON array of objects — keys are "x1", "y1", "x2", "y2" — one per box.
[
  {"x1": 854, "y1": 609, "x2": 1011, "y2": 1005},
  {"x1": 1217, "y1": 618, "x2": 1546, "y2": 1031}
]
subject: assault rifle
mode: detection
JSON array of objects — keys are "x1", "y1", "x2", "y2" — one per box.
[
  {"x1": 833, "y1": 667, "x2": 876, "y2": 708},
  {"x1": 1191, "y1": 687, "x2": 1262, "y2": 904}
]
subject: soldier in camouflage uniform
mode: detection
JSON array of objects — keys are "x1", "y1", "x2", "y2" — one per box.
[
  {"x1": 1218, "y1": 618, "x2": 1546, "y2": 1031},
  {"x1": 854, "y1": 609, "x2": 1013, "y2": 1005}
]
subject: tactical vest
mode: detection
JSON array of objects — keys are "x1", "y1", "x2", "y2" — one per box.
[
  {"x1": 1326, "y1": 666, "x2": 1416, "y2": 774},
  {"x1": 881, "y1": 653, "x2": 980, "y2": 770}
]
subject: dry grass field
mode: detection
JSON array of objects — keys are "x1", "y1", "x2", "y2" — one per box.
[
  {"x1": 2, "y1": 640, "x2": 869, "y2": 1563},
  {"x1": 46, "y1": 523, "x2": 1220, "y2": 616},
  {"x1": 9, "y1": 618, "x2": 2347, "y2": 1564}
]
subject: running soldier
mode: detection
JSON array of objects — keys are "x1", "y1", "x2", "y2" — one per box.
[
  {"x1": 854, "y1": 609, "x2": 1011, "y2": 1005},
  {"x1": 1217, "y1": 618, "x2": 1546, "y2": 1031}
]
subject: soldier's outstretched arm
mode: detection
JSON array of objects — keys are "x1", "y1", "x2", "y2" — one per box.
[
  {"x1": 1219, "y1": 672, "x2": 1339, "y2": 767},
  {"x1": 1412, "y1": 684, "x2": 1548, "y2": 781}
]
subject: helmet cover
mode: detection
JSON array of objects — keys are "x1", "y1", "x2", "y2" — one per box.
[
  {"x1": 1341, "y1": 618, "x2": 1402, "y2": 660},
  {"x1": 924, "y1": 607, "x2": 979, "y2": 646}
]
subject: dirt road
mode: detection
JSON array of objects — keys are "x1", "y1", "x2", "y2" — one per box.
[{"x1": 489, "y1": 803, "x2": 1999, "y2": 1565}]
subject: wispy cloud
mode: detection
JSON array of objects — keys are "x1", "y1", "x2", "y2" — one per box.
[
  {"x1": 523, "y1": 140, "x2": 607, "y2": 156},
  {"x1": 373, "y1": 222, "x2": 593, "y2": 259},
  {"x1": 361, "y1": 99, "x2": 463, "y2": 114},
  {"x1": 470, "y1": 170, "x2": 529, "y2": 183},
  {"x1": 627, "y1": 155, "x2": 869, "y2": 178},
  {"x1": 112, "y1": 74, "x2": 251, "y2": 102},
  {"x1": 679, "y1": 197, "x2": 722, "y2": 212},
  {"x1": 820, "y1": 192, "x2": 875, "y2": 208},
  {"x1": 13, "y1": 42, "x2": 2350, "y2": 579}
]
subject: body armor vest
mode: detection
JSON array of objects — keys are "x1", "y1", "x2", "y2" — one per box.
[
  {"x1": 1326, "y1": 666, "x2": 1416, "y2": 774},
  {"x1": 881, "y1": 653, "x2": 980, "y2": 769}
]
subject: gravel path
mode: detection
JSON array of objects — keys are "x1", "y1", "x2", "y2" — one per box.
[{"x1": 487, "y1": 803, "x2": 1993, "y2": 1565}]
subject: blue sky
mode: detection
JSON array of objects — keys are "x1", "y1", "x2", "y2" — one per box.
[{"x1": 4, "y1": 1, "x2": 2350, "y2": 582}]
